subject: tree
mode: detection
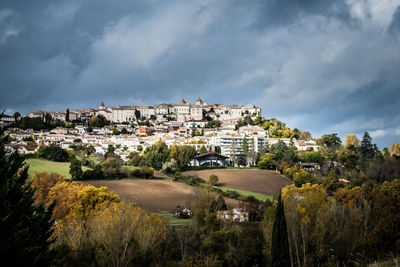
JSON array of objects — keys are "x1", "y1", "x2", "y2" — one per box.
[
  {"x1": 360, "y1": 132, "x2": 376, "y2": 160},
  {"x1": 0, "y1": 133, "x2": 55, "y2": 266},
  {"x1": 86, "y1": 202, "x2": 166, "y2": 267},
  {"x1": 318, "y1": 133, "x2": 341, "y2": 150},
  {"x1": 258, "y1": 153, "x2": 276, "y2": 169},
  {"x1": 65, "y1": 109, "x2": 70, "y2": 122},
  {"x1": 199, "y1": 145, "x2": 208, "y2": 154},
  {"x1": 45, "y1": 113, "x2": 52, "y2": 124},
  {"x1": 88, "y1": 115, "x2": 108, "y2": 127},
  {"x1": 208, "y1": 174, "x2": 219, "y2": 186},
  {"x1": 121, "y1": 127, "x2": 128, "y2": 134},
  {"x1": 242, "y1": 137, "x2": 249, "y2": 156},
  {"x1": 36, "y1": 144, "x2": 69, "y2": 162},
  {"x1": 293, "y1": 169, "x2": 313, "y2": 187},
  {"x1": 135, "y1": 110, "x2": 141, "y2": 121},
  {"x1": 31, "y1": 172, "x2": 64, "y2": 206},
  {"x1": 13, "y1": 111, "x2": 21, "y2": 124},
  {"x1": 389, "y1": 142, "x2": 400, "y2": 157},
  {"x1": 143, "y1": 141, "x2": 170, "y2": 170},
  {"x1": 344, "y1": 134, "x2": 360, "y2": 147},
  {"x1": 271, "y1": 194, "x2": 291, "y2": 267},
  {"x1": 70, "y1": 159, "x2": 83, "y2": 180}
]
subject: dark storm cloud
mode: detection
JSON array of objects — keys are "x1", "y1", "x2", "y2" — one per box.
[{"x1": 1, "y1": 0, "x2": 400, "y2": 147}]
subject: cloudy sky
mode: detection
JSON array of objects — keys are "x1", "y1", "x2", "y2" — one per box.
[{"x1": 1, "y1": 0, "x2": 400, "y2": 147}]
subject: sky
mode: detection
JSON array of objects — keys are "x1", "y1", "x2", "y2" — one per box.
[{"x1": 0, "y1": 0, "x2": 400, "y2": 148}]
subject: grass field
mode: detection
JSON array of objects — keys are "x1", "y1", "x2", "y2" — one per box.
[
  {"x1": 183, "y1": 169, "x2": 292, "y2": 196},
  {"x1": 155, "y1": 211, "x2": 191, "y2": 224},
  {"x1": 217, "y1": 186, "x2": 273, "y2": 201},
  {"x1": 25, "y1": 158, "x2": 91, "y2": 179}
]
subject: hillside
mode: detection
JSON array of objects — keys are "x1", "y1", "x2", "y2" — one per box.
[{"x1": 182, "y1": 168, "x2": 292, "y2": 196}]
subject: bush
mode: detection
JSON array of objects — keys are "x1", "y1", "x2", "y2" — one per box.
[
  {"x1": 82, "y1": 165, "x2": 103, "y2": 180},
  {"x1": 208, "y1": 174, "x2": 219, "y2": 185},
  {"x1": 131, "y1": 166, "x2": 154, "y2": 179},
  {"x1": 36, "y1": 144, "x2": 69, "y2": 162},
  {"x1": 139, "y1": 166, "x2": 154, "y2": 179}
]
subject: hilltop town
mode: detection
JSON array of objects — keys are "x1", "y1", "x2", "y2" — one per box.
[{"x1": 1, "y1": 98, "x2": 318, "y2": 164}]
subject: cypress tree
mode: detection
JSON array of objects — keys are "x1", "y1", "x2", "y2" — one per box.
[
  {"x1": 65, "y1": 108, "x2": 70, "y2": 122},
  {"x1": 271, "y1": 193, "x2": 291, "y2": 267},
  {"x1": 0, "y1": 131, "x2": 55, "y2": 266}
]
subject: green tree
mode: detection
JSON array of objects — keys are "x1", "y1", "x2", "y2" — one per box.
[
  {"x1": 360, "y1": 132, "x2": 376, "y2": 160},
  {"x1": 36, "y1": 145, "x2": 69, "y2": 162},
  {"x1": 143, "y1": 141, "x2": 170, "y2": 170},
  {"x1": 208, "y1": 174, "x2": 219, "y2": 185},
  {"x1": 135, "y1": 109, "x2": 141, "y2": 120},
  {"x1": 271, "y1": 194, "x2": 291, "y2": 267},
  {"x1": 70, "y1": 159, "x2": 83, "y2": 180},
  {"x1": 13, "y1": 111, "x2": 21, "y2": 124},
  {"x1": 199, "y1": 145, "x2": 208, "y2": 154},
  {"x1": 318, "y1": 133, "x2": 341, "y2": 150},
  {"x1": 242, "y1": 137, "x2": 249, "y2": 155},
  {"x1": 0, "y1": 134, "x2": 55, "y2": 266}
]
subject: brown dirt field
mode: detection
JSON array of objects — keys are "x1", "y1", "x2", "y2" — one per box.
[
  {"x1": 84, "y1": 179, "x2": 240, "y2": 212},
  {"x1": 182, "y1": 169, "x2": 292, "y2": 196},
  {"x1": 84, "y1": 179, "x2": 195, "y2": 212}
]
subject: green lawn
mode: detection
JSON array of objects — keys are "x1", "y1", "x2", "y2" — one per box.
[
  {"x1": 155, "y1": 211, "x2": 191, "y2": 225},
  {"x1": 217, "y1": 186, "x2": 273, "y2": 202},
  {"x1": 25, "y1": 158, "x2": 91, "y2": 179}
]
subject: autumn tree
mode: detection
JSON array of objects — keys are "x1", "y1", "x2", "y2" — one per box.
[
  {"x1": 31, "y1": 172, "x2": 64, "y2": 206},
  {"x1": 344, "y1": 134, "x2": 360, "y2": 147},
  {"x1": 389, "y1": 142, "x2": 400, "y2": 157},
  {"x1": 89, "y1": 202, "x2": 166, "y2": 266}
]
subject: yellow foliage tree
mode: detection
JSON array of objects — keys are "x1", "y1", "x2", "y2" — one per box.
[
  {"x1": 344, "y1": 134, "x2": 360, "y2": 147},
  {"x1": 389, "y1": 142, "x2": 400, "y2": 157},
  {"x1": 48, "y1": 181, "x2": 119, "y2": 220},
  {"x1": 31, "y1": 172, "x2": 64, "y2": 206}
]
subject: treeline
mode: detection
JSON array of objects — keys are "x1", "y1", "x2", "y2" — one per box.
[
  {"x1": 128, "y1": 141, "x2": 199, "y2": 172},
  {"x1": 258, "y1": 132, "x2": 400, "y2": 189}
]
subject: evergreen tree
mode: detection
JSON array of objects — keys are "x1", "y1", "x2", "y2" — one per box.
[
  {"x1": 65, "y1": 108, "x2": 70, "y2": 122},
  {"x1": 0, "y1": 132, "x2": 54, "y2": 266},
  {"x1": 360, "y1": 132, "x2": 376, "y2": 160},
  {"x1": 271, "y1": 194, "x2": 291, "y2": 267}
]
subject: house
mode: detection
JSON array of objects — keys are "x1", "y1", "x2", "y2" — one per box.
[
  {"x1": 217, "y1": 208, "x2": 249, "y2": 222},
  {"x1": 300, "y1": 162, "x2": 320, "y2": 171},
  {"x1": 0, "y1": 114, "x2": 14, "y2": 126},
  {"x1": 172, "y1": 206, "x2": 192, "y2": 218},
  {"x1": 191, "y1": 152, "x2": 229, "y2": 167},
  {"x1": 183, "y1": 120, "x2": 207, "y2": 128}
]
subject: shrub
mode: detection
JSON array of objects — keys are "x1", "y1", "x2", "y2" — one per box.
[
  {"x1": 36, "y1": 144, "x2": 69, "y2": 162},
  {"x1": 131, "y1": 166, "x2": 154, "y2": 179}
]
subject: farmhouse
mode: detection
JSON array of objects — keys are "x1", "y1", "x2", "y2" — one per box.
[{"x1": 217, "y1": 208, "x2": 249, "y2": 222}]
